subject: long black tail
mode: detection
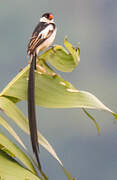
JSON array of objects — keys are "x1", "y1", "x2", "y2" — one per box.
[{"x1": 28, "y1": 54, "x2": 41, "y2": 170}]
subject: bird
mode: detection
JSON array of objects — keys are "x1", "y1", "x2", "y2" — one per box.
[{"x1": 27, "y1": 13, "x2": 57, "y2": 170}]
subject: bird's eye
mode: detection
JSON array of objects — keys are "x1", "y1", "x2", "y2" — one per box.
[{"x1": 45, "y1": 14, "x2": 48, "y2": 18}]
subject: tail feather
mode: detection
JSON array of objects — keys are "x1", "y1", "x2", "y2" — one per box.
[{"x1": 28, "y1": 54, "x2": 41, "y2": 170}]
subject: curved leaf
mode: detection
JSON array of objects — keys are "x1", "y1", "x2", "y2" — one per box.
[
  {"x1": 0, "y1": 131, "x2": 36, "y2": 175},
  {"x1": 1, "y1": 60, "x2": 116, "y2": 119},
  {"x1": 0, "y1": 150, "x2": 41, "y2": 180},
  {"x1": 0, "y1": 96, "x2": 61, "y2": 164},
  {"x1": 0, "y1": 115, "x2": 26, "y2": 150},
  {"x1": 0, "y1": 39, "x2": 116, "y2": 118},
  {"x1": 0, "y1": 39, "x2": 80, "y2": 98},
  {"x1": 82, "y1": 108, "x2": 100, "y2": 135},
  {"x1": 39, "y1": 38, "x2": 80, "y2": 72}
]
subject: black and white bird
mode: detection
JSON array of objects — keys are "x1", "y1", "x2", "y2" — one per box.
[
  {"x1": 27, "y1": 13, "x2": 56, "y2": 56},
  {"x1": 27, "y1": 13, "x2": 56, "y2": 170}
]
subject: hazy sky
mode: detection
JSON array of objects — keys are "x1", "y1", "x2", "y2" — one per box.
[{"x1": 0, "y1": 1, "x2": 117, "y2": 180}]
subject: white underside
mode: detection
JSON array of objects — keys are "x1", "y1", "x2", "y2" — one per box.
[{"x1": 36, "y1": 28, "x2": 57, "y2": 55}]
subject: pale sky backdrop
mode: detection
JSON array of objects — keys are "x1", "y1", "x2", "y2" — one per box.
[{"x1": 0, "y1": 1, "x2": 117, "y2": 180}]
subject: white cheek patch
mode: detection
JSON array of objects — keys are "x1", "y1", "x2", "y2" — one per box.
[
  {"x1": 40, "y1": 17, "x2": 47, "y2": 22},
  {"x1": 40, "y1": 17, "x2": 54, "y2": 23}
]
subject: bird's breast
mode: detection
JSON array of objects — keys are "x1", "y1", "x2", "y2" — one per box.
[{"x1": 36, "y1": 28, "x2": 57, "y2": 54}]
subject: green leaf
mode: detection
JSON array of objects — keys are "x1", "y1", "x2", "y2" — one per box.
[
  {"x1": 0, "y1": 96, "x2": 60, "y2": 163},
  {"x1": 0, "y1": 96, "x2": 28, "y2": 133},
  {"x1": 62, "y1": 167, "x2": 77, "y2": 180},
  {"x1": 112, "y1": 112, "x2": 117, "y2": 120},
  {"x1": 64, "y1": 38, "x2": 80, "y2": 65},
  {"x1": 0, "y1": 150, "x2": 41, "y2": 180},
  {"x1": 0, "y1": 115, "x2": 26, "y2": 149},
  {"x1": 0, "y1": 96, "x2": 76, "y2": 180},
  {"x1": 38, "y1": 38, "x2": 80, "y2": 72},
  {"x1": 1, "y1": 59, "x2": 116, "y2": 119},
  {"x1": 82, "y1": 108, "x2": 100, "y2": 135},
  {"x1": 1, "y1": 39, "x2": 116, "y2": 119},
  {"x1": 0, "y1": 131, "x2": 36, "y2": 175}
]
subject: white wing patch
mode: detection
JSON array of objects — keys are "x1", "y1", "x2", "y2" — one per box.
[
  {"x1": 38, "y1": 24, "x2": 54, "y2": 39},
  {"x1": 36, "y1": 28, "x2": 56, "y2": 54}
]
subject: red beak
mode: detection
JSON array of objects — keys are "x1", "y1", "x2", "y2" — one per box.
[{"x1": 49, "y1": 13, "x2": 53, "y2": 20}]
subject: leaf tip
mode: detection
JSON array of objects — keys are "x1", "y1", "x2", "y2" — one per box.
[{"x1": 112, "y1": 113, "x2": 117, "y2": 120}]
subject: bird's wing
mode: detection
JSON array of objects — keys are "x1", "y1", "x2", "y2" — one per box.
[{"x1": 27, "y1": 23, "x2": 54, "y2": 55}]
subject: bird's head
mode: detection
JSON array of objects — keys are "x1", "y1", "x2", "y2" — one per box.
[{"x1": 40, "y1": 13, "x2": 54, "y2": 23}]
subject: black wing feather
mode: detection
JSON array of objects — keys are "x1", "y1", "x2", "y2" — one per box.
[{"x1": 27, "y1": 22, "x2": 49, "y2": 55}]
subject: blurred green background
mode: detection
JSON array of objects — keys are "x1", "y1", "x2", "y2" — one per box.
[{"x1": 0, "y1": 0, "x2": 117, "y2": 180}]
